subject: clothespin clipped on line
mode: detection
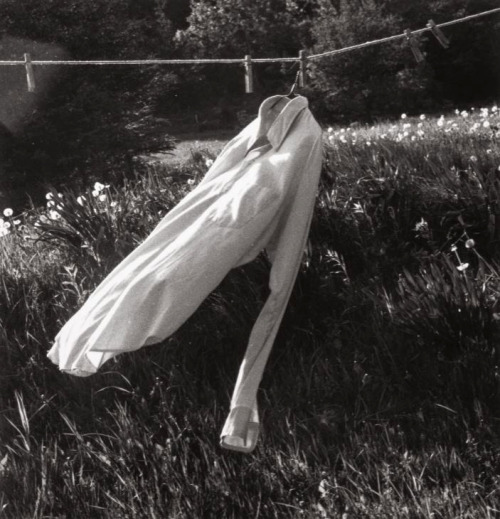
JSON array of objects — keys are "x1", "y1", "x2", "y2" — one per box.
[
  {"x1": 427, "y1": 19, "x2": 450, "y2": 48},
  {"x1": 244, "y1": 55, "x2": 254, "y2": 93},
  {"x1": 404, "y1": 29, "x2": 425, "y2": 63},
  {"x1": 298, "y1": 50, "x2": 307, "y2": 88},
  {"x1": 288, "y1": 50, "x2": 308, "y2": 97},
  {"x1": 24, "y1": 53, "x2": 36, "y2": 92}
]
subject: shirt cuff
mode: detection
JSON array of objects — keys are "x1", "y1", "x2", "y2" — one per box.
[{"x1": 220, "y1": 405, "x2": 259, "y2": 453}]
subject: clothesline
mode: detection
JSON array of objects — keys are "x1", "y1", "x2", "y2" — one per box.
[
  {"x1": 308, "y1": 6, "x2": 500, "y2": 60},
  {"x1": 0, "y1": 6, "x2": 498, "y2": 67}
]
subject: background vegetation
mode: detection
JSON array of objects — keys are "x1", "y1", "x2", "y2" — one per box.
[{"x1": 0, "y1": 0, "x2": 498, "y2": 207}]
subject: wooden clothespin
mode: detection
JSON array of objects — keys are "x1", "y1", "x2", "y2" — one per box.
[
  {"x1": 299, "y1": 50, "x2": 307, "y2": 88},
  {"x1": 427, "y1": 19, "x2": 450, "y2": 48},
  {"x1": 24, "y1": 53, "x2": 36, "y2": 93},
  {"x1": 244, "y1": 55, "x2": 254, "y2": 94},
  {"x1": 404, "y1": 29, "x2": 425, "y2": 63}
]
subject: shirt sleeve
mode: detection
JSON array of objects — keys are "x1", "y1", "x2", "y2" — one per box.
[{"x1": 220, "y1": 131, "x2": 323, "y2": 453}]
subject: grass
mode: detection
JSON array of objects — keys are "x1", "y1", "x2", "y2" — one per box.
[
  {"x1": 1, "y1": 105, "x2": 500, "y2": 518},
  {"x1": 144, "y1": 130, "x2": 231, "y2": 167}
]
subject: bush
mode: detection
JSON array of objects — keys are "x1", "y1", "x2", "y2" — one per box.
[
  {"x1": 0, "y1": 0, "x2": 177, "y2": 203},
  {"x1": 307, "y1": 0, "x2": 437, "y2": 121},
  {"x1": 173, "y1": 0, "x2": 313, "y2": 99}
]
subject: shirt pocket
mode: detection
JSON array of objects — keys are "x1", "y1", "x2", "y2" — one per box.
[{"x1": 208, "y1": 170, "x2": 280, "y2": 229}]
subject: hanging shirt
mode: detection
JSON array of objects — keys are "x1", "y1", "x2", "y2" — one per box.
[{"x1": 47, "y1": 94, "x2": 323, "y2": 453}]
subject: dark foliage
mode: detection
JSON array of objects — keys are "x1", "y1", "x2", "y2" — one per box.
[{"x1": 0, "y1": 0, "x2": 177, "y2": 207}]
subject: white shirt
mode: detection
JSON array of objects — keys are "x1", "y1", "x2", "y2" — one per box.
[{"x1": 47, "y1": 94, "x2": 323, "y2": 453}]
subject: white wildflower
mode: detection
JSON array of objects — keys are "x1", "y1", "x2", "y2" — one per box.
[
  {"x1": 460, "y1": 110, "x2": 469, "y2": 118},
  {"x1": 49, "y1": 210, "x2": 61, "y2": 220},
  {"x1": 420, "y1": 114, "x2": 426, "y2": 121},
  {"x1": 45, "y1": 192, "x2": 53, "y2": 200},
  {"x1": 457, "y1": 263, "x2": 469, "y2": 272},
  {"x1": 3, "y1": 208, "x2": 13, "y2": 217},
  {"x1": 401, "y1": 113, "x2": 407, "y2": 119},
  {"x1": 93, "y1": 182, "x2": 109, "y2": 194},
  {"x1": 483, "y1": 120, "x2": 491, "y2": 128},
  {"x1": 414, "y1": 217, "x2": 429, "y2": 233}
]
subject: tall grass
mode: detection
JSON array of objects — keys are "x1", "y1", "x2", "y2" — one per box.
[{"x1": 0, "y1": 107, "x2": 499, "y2": 518}]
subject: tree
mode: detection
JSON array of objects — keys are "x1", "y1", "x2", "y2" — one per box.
[
  {"x1": 0, "y1": 0, "x2": 177, "y2": 199},
  {"x1": 307, "y1": 0, "x2": 436, "y2": 120},
  {"x1": 172, "y1": 0, "x2": 314, "y2": 100},
  {"x1": 421, "y1": 0, "x2": 500, "y2": 105},
  {"x1": 175, "y1": 0, "x2": 306, "y2": 58}
]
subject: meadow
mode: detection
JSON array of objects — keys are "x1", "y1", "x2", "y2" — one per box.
[{"x1": 0, "y1": 105, "x2": 500, "y2": 518}]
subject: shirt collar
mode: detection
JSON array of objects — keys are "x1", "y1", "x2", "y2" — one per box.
[{"x1": 256, "y1": 95, "x2": 308, "y2": 149}]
